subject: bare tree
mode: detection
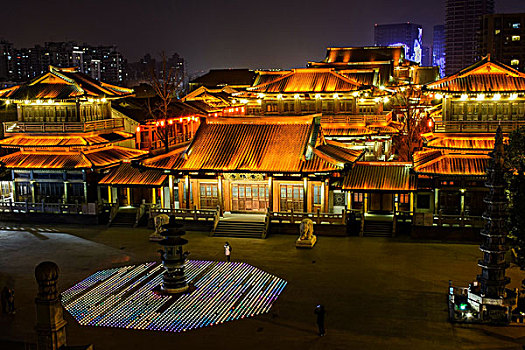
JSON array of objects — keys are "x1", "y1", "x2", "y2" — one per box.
[
  {"x1": 147, "y1": 52, "x2": 184, "y2": 153},
  {"x1": 390, "y1": 85, "x2": 432, "y2": 161}
]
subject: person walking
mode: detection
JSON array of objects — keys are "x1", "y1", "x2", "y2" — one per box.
[
  {"x1": 314, "y1": 304, "x2": 325, "y2": 336},
  {"x1": 224, "y1": 242, "x2": 232, "y2": 262}
]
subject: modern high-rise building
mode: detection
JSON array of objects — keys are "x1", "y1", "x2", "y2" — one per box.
[
  {"x1": 481, "y1": 13, "x2": 525, "y2": 72},
  {"x1": 445, "y1": 0, "x2": 494, "y2": 75},
  {"x1": 374, "y1": 23, "x2": 423, "y2": 64},
  {"x1": 432, "y1": 25, "x2": 445, "y2": 77},
  {"x1": 0, "y1": 41, "x2": 127, "y2": 84}
]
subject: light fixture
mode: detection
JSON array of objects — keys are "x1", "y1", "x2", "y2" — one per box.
[
  {"x1": 509, "y1": 93, "x2": 518, "y2": 100},
  {"x1": 435, "y1": 93, "x2": 443, "y2": 100},
  {"x1": 476, "y1": 94, "x2": 485, "y2": 101},
  {"x1": 460, "y1": 94, "x2": 468, "y2": 101},
  {"x1": 277, "y1": 94, "x2": 283, "y2": 100},
  {"x1": 315, "y1": 93, "x2": 321, "y2": 99},
  {"x1": 333, "y1": 93, "x2": 339, "y2": 99},
  {"x1": 5, "y1": 100, "x2": 10, "y2": 105},
  {"x1": 294, "y1": 94, "x2": 300, "y2": 99},
  {"x1": 492, "y1": 93, "x2": 501, "y2": 100}
]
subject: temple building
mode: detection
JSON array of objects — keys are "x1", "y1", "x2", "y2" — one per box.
[
  {"x1": 410, "y1": 56, "x2": 525, "y2": 234},
  {"x1": 133, "y1": 115, "x2": 363, "y2": 213},
  {"x1": 0, "y1": 66, "x2": 147, "y2": 216},
  {"x1": 426, "y1": 56, "x2": 525, "y2": 133}
]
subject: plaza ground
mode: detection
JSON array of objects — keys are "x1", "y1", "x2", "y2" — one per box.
[{"x1": 1, "y1": 223, "x2": 525, "y2": 350}]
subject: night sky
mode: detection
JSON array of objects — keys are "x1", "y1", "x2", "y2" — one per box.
[{"x1": 2, "y1": 0, "x2": 523, "y2": 75}]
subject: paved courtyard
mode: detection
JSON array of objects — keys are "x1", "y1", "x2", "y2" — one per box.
[{"x1": 1, "y1": 223, "x2": 525, "y2": 349}]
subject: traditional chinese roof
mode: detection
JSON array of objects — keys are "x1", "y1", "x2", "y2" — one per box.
[
  {"x1": 0, "y1": 66, "x2": 133, "y2": 101},
  {"x1": 0, "y1": 146, "x2": 147, "y2": 169},
  {"x1": 315, "y1": 141, "x2": 364, "y2": 164},
  {"x1": 339, "y1": 69, "x2": 378, "y2": 86},
  {"x1": 248, "y1": 68, "x2": 362, "y2": 93},
  {"x1": 313, "y1": 47, "x2": 405, "y2": 65},
  {"x1": 99, "y1": 163, "x2": 167, "y2": 186},
  {"x1": 422, "y1": 132, "x2": 504, "y2": 151},
  {"x1": 343, "y1": 162, "x2": 415, "y2": 191},
  {"x1": 83, "y1": 146, "x2": 148, "y2": 168},
  {"x1": 252, "y1": 71, "x2": 290, "y2": 87},
  {"x1": 142, "y1": 115, "x2": 351, "y2": 173},
  {"x1": 0, "y1": 151, "x2": 92, "y2": 169},
  {"x1": 0, "y1": 131, "x2": 133, "y2": 148},
  {"x1": 426, "y1": 56, "x2": 525, "y2": 93},
  {"x1": 413, "y1": 152, "x2": 490, "y2": 176}
]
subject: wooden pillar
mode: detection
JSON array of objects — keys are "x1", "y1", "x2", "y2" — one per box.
[
  {"x1": 364, "y1": 193, "x2": 369, "y2": 214},
  {"x1": 160, "y1": 187, "x2": 166, "y2": 208},
  {"x1": 169, "y1": 175, "x2": 175, "y2": 209},
  {"x1": 107, "y1": 186, "x2": 112, "y2": 203},
  {"x1": 303, "y1": 177, "x2": 308, "y2": 213},
  {"x1": 185, "y1": 175, "x2": 190, "y2": 209},
  {"x1": 217, "y1": 175, "x2": 224, "y2": 214},
  {"x1": 268, "y1": 176, "x2": 274, "y2": 211},
  {"x1": 126, "y1": 187, "x2": 131, "y2": 206},
  {"x1": 152, "y1": 188, "x2": 157, "y2": 205}
]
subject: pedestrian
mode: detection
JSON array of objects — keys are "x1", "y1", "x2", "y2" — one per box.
[
  {"x1": 314, "y1": 304, "x2": 325, "y2": 336},
  {"x1": 224, "y1": 242, "x2": 232, "y2": 262}
]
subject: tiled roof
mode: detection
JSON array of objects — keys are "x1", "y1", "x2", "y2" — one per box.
[
  {"x1": 141, "y1": 143, "x2": 188, "y2": 170},
  {"x1": 142, "y1": 116, "x2": 345, "y2": 173},
  {"x1": 316, "y1": 141, "x2": 363, "y2": 164},
  {"x1": 343, "y1": 162, "x2": 415, "y2": 191},
  {"x1": 426, "y1": 56, "x2": 525, "y2": 92},
  {"x1": 413, "y1": 153, "x2": 490, "y2": 176},
  {"x1": 99, "y1": 163, "x2": 167, "y2": 186},
  {"x1": 0, "y1": 146, "x2": 147, "y2": 169},
  {"x1": 248, "y1": 68, "x2": 361, "y2": 93},
  {"x1": 339, "y1": 69, "x2": 378, "y2": 86},
  {"x1": 84, "y1": 146, "x2": 148, "y2": 168},
  {"x1": 322, "y1": 125, "x2": 375, "y2": 136},
  {"x1": 0, "y1": 66, "x2": 133, "y2": 101},
  {"x1": 0, "y1": 131, "x2": 133, "y2": 148},
  {"x1": 0, "y1": 151, "x2": 92, "y2": 169},
  {"x1": 422, "y1": 133, "x2": 503, "y2": 151}
]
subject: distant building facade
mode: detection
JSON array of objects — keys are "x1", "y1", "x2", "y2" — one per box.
[
  {"x1": 0, "y1": 41, "x2": 126, "y2": 84},
  {"x1": 432, "y1": 25, "x2": 446, "y2": 77},
  {"x1": 445, "y1": 0, "x2": 494, "y2": 75},
  {"x1": 374, "y1": 23, "x2": 423, "y2": 64},
  {"x1": 481, "y1": 13, "x2": 525, "y2": 72},
  {"x1": 127, "y1": 53, "x2": 185, "y2": 92}
]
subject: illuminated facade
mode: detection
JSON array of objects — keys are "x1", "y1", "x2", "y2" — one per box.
[
  {"x1": 138, "y1": 115, "x2": 362, "y2": 213},
  {"x1": 0, "y1": 66, "x2": 147, "y2": 213}
]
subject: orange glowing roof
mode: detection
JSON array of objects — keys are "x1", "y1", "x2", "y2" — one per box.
[
  {"x1": 422, "y1": 133, "x2": 504, "y2": 151},
  {"x1": 142, "y1": 115, "x2": 345, "y2": 173},
  {"x1": 0, "y1": 151, "x2": 92, "y2": 169},
  {"x1": 83, "y1": 146, "x2": 148, "y2": 168},
  {"x1": 426, "y1": 56, "x2": 525, "y2": 92},
  {"x1": 0, "y1": 146, "x2": 147, "y2": 170},
  {"x1": 316, "y1": 141, "x2": 364, "y2": 164},
  {"x1": 343, "y1": 162, "x2": 415, "y2": 191},
  {"x1": 248, "y1": 68, "x2": 362, "y2": 93},
  {"x1": 0, "y1": 131, "x2": 133, "y2": 148},
  {"x1": 99, "y1": 163, "x2": 167, "y2": 186},
  {"x1": 413, "y1": 152, "x2": 490, "y2": 176},
  {"x1": 0, "y1": 66, "x2": 133, "y2": 101}
]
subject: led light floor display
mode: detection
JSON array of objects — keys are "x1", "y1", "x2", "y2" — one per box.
[{"x1": 61, "y1": 260, "x2": 287, "y2": 332}]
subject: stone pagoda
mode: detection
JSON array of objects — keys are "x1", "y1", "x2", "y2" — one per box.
[{"x1": 448, "y1": 127, "x2": 518, "y2": 324}]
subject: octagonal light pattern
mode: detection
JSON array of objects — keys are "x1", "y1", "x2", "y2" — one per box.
[{"x1": 61, "y1": 261, "x2": 287, "y2": 332}]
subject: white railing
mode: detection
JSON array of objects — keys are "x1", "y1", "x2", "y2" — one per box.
[
  {"x1": 4, "y1": 118, "x2": 124, "y2": 133},
  {"x1": 149, "y1": 206, "x2": 217, "y2": 221},
  {"x1": 0, "y1": 201, "x2": 98, "y2": 215}
]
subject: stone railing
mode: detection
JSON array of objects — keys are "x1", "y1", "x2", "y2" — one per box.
[
  {"x1": 0, "y1": 201, "x2": 98, "y2": 215},
  {"x1": 4, "y1": 118, "x2": 124, "y2": 133}
]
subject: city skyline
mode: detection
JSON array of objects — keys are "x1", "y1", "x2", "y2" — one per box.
[{"x1": 1, "y1": 0, "x2": 522, "y2": 74}]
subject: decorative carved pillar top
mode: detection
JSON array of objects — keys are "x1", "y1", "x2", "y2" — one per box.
[{"x1": 35, "y1": 261, "x2": 59, "y2": 301}]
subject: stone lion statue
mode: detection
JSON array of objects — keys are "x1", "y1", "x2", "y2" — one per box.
[
  {"x1": 299, "y1": 218, "x2": 314, "y2": 240},
  {"x1": 150, "y1": 214, "x2": 170, "y2": 241}
]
